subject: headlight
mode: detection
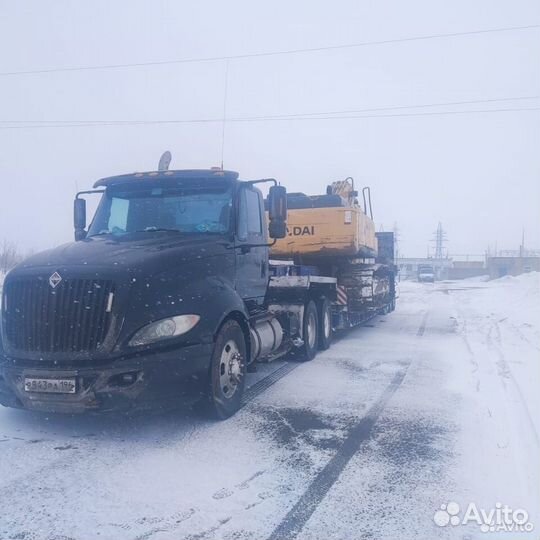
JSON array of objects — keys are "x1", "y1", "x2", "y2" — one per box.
[{"x1": 129, "y1": 314, "x2": 200, "y2": 347}]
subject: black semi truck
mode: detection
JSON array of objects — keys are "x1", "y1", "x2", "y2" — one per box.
[{"x1": 0, "y1": 165, "x2": 395, "y2": 418}]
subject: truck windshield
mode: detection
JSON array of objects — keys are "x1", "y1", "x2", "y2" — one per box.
[{"x1": 88, "y1": 184, "x2": 233, "y2": 236}]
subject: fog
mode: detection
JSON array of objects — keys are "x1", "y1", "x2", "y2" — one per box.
[{"x1": 0, "y1": 0, "x2": 539, "y2": 257}]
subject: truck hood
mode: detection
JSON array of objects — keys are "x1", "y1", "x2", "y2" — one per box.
[
  {"x1": 1, "y1": 233, "x2": 237, "y2": 361},
  {"x1": 9, "y1": 234, "x2": 230, "y2": 278}
]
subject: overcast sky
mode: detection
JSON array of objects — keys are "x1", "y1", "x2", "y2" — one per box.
[{"x1": 0, "y1": 0, "x2": 539, "y2": 258}]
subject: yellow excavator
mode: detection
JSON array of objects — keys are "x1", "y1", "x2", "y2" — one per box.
[{"x1": 269, "y1": 177, "x2": 395, "y2": 324}]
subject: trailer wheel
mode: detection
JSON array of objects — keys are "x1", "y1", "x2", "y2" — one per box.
[
  {"x1": 300, "y1": 300, "x2": 319, "y2": 361},
  {"x1": 207, "y1": 319, "x2": 247, "y2": 419},
  {"x1": 317, "y1": 297, "x2": 333, "y2": 350}
]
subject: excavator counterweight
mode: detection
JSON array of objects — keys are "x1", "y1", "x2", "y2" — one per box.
[{"x1": 268, "y1": 178, "x2": 396, "y2": 319}]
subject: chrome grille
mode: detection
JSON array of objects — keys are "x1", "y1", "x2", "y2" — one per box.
[{"x1": 3, "y1": 277, "x2": 114, "y2": 353}]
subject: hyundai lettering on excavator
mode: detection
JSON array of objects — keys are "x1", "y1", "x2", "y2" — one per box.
[{"x1": 0, "y1": 156, "x2": 396, "y2": 418}]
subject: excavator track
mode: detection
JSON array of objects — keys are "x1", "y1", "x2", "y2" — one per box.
[{"x1": 338, "y1": 263, "x2": 392, "y2": 310}]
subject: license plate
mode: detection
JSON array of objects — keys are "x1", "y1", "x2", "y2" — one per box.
[{"x1": 24, "y1": 378, "x2": 76, "y2": 394}]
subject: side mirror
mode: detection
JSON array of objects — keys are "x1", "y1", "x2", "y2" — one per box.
[
  {"x1": 74, "y1": 198, "x2": 87, "y2": 241},
  {"x1": 268, "y1": 185, "x2": 287, "y2": 239}
]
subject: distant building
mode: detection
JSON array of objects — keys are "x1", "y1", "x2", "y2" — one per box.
[
  {"x1": 486, "y1": 256, "x2": 540, "y2": 279},
  {"x1": 399, "y1": 248, "x2": 540, "y2": 281},
  {"x1": 447, "y1": 260, "x2": 486, "y2": 280},
  {"x1": 398, "y1": 257, "x2": 487, "y2": 281}
]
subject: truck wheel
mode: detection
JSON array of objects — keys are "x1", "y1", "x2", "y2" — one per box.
[
  {"x1": 207, "y1": 319, "x2": 247, "y2": 419},
  {"x1": 300, "y1": 300, "x2": 319, "y2": 361},
  {"x1": 317, "y1": 297, "x2": 333, "y2": 350}
]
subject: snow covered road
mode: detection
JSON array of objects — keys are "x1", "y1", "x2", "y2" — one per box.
[{"x1": 1, "y1": 275, "x2": 538, "y2": 540}]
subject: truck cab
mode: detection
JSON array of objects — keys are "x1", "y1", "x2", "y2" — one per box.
[{"x1": 0, "y1": 168, "x2": 294, "y2": 418}]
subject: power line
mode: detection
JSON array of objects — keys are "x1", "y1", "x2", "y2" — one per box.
[
  {"x1": 1, "y1": 95, "x2": 537, "y2": 125},
  {"x1": 1, "y1": 24, "x2": 538, "y2": 77},
  {"x1": 247, "y1": 95, "x2": 540, "y2": 120},
  {"x1": 0, "y1": 106, "x2": 538, "y2": 130}
]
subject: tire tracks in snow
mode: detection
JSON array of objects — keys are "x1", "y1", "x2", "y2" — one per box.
[
  {"x1": 416, "y1": 311, "x2": 429, "y2": 337},
  {"x1": 267, "y1": 366, "x2": 411, "y2": 540},
  {"x1": 486, "y1": 318, "x2": 540, "y2": 448},
  {"x1": 266, "y1": 313, "x2": 427, "y2": 540},
  {"x1": 242, "y1": 362, "x2": 301, "y2": 407},
  {"x1": 452, "y1": 294, "x2": 540, "y2": 516}
]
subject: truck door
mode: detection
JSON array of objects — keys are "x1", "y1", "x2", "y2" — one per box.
[{"x1": 235, "y1": 185, "x2": 268, "y2": 310}]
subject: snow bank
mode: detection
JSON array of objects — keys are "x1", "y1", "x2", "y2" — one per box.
[
  {"x1": 446, "y1": 271, "x2": 540, "y2": 532},
  {"x1": 466, "y1": 271, "x2": 540, "y2": 339}
]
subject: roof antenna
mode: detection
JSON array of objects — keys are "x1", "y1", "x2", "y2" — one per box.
[
  {"x1": 220, "y1": 59, "x2": 230, "y2": 169},
  {"x1": 158, "y1": 151, "x2": 171, "y2": 171}
]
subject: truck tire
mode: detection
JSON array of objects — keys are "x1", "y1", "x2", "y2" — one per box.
[
  {"x1": 300, "y1": 300, "x2": 319, "y2": 361},
  {"x1": 317, "y1": 297, "x2": 333, "y2": 350},
  {"x1": 207, "y1": 319, "x2": 247, "y2": 419}
]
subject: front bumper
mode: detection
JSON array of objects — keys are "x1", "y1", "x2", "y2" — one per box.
[{"x1": 0, "y1": 343, "x2": 212, "y2": 414}]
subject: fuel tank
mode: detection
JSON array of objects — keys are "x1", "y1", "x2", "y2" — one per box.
[{"x1": 249, "y1": 318, "x2": 283, "y2": 361}]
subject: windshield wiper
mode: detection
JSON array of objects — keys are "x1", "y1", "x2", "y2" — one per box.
[{"x1": 133, "y1": 227, "x2": 182, "y2": 233}]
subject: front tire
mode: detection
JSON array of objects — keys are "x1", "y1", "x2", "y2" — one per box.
[{"x1": 207, "y1": 319, "x2": 247, "y2": 419}]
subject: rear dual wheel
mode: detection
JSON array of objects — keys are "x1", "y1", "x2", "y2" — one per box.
[
  {"x1": 317, "y1": 297, "x2": 333, "y2": 350},
  {"x1": 300, "y1": 300, "x2": 319, "y2": 361},
  {"x1": 299, "y1": 297, "x2": 333, "y2": 360}
]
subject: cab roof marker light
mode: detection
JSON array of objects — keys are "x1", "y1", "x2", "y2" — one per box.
[{"x1": 93, "y1": 169, "x2": 240, "y2": 188}]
